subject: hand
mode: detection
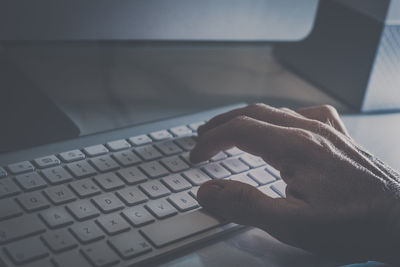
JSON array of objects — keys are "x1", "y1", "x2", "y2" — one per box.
[{"x1": 190, "y1": 104, "x2": 400, "y2": 264}]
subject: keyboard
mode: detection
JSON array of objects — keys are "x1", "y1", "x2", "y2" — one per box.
[{"x1": 0, "y1": 106, "x2": 287, "y2": 267}]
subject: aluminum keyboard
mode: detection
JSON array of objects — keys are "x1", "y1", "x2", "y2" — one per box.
[{"x1": 0, "y1": 121, "x2": 286, "y2": 267}]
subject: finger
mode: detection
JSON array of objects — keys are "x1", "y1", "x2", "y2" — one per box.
[{"x1": 296, "y1": 105, "x2": 349, "y2": 136}]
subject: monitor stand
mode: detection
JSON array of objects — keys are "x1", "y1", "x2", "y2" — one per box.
[{"x1": 0, "y1": 55, "x2": 80, "y2": 153}]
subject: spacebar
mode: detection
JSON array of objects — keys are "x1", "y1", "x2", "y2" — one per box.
[{"x1": 140, "y1": 209, "x2": 223, "y2": 248}]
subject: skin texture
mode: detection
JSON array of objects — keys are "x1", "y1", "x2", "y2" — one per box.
[{"x1": 189, "y1": 104, "x2": 400, "y2": 265}]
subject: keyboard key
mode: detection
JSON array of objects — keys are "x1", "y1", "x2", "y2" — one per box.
[
  {"x1": 162, "y1": 174, "x2": 192, "y2": 192},
  {"x1": 0, "y1": 199, "x2": 22, "y2": 220},
  {"x1": 33, "y1": 155, "x2": 60, "y2": 169},
  {"x1": 90, "y1": 155, "x2": 120, "y2": 172},
  {"x1": 222, "y1": 158, "x2": 250, "y2": 174},
  {"x1": 41, "y1": 166, "x2": 73, "y2": 185},
  {"x1": 210, "y1": 151, "x2": 228, "y2": 162},
  {"x1": 0, "y1": 167, "x2": 7, "y2": 178},
  {"x1": 96, "y1": 213, "x2": 130, "y2": 235},
  {"x1": 140, "y1": 161, "x2": 169, "y2": 178},
  {"x1": 112, "y1": 150, "x2": 141, "y2": 167},
  {"x1": 117, "y1": 166, "x2": 148, "y2": 185},
  {"x1": 40, "y1": 207, "x2": 73, "y2": 229},
  {"x1": 183, "y1": 169, "x2": 211, "y2": 186},
  {"x1": 266, "y1": 164, "x2": 281, "y2": 178},
  {"x1": 175, "y1": 136, "x2": 197, "y2": 151},
  {"x1": 248, "y1": 168, "x2": 276, "y2": 185},
  {"x1": 70, "y1": 221, "x2": 104, "y2": 244},
  {"x1": 7, "y1": 161, "x2": 35, "y2": 174},
  {"x1": 140, "y1": 209, "x2": 221, "y2": 248},
  {"x1": 140, "y1": 180, "x2": 171, "y2": 199},
  {"x1": 41, "y1": 229, "x2": 77, "y2": 253},
  {"x1": 44, "y1": 185, "x2": 76, "y2": 205},
  {"x1": 4, "y1": 237, "x2": 48, "y2": 264},
  {"x1": 149, "y1": 130, "x2": 172, "y2": 141},
  {"x1": 59, "y1": 149, "x2": 85, "y2": 162},
  {"x1": 92, "y1": 193, "x2": 124, "y2": 213},
  {"x1": 70, "y1": 179, "x2": 101, "y2": 198},
  {"x1": 0, "y1": 177, "x2": 21, "y2": 198},
  {"x1": 225, "y1": 147, "x2": 244, "y2": 156},
  {"x1": 145, "y1": 199, "x2": 177, "y2": 219},
  {"x1": 168, "y1": 193, "x2": 199, "y2": 212},
  {"x1": 81, "y1": 242, "x2": 120, "y2": 267},
  {"x1": 0, "y1": 215, "x2": 45, "y2": 244},
  {"x1": 15, "y1": 172, "x2": 47, "y2": 191},
  {"x1": 181, "y1": 152, "x2": 209, "y2": 167},
  {"x1": 53, "y1": 250, "x2": 91, "y2": 267},
  {"x1": 271, "y1": 180, "x2": 287, "y2": 197},
  {"x1": 66, "y1": 160, "x2": 97, "y2": 178},
  {"x1": 134, "y1": 145, "x2": 162, "y2": 161},
  {"x1": 258, "y1": 185, "x2": 281, "y2": 198},
  {"x1": 17, "y1": 192, "x2": 50, "y2": 212},
  {"x1": 170, "y1": 125, "x2": 192, "y2": 136},
  {"x1": 188, "y1": 121, "x2": 205, "y2": 131},
  {"x1": 231, "y1": 174, "x2": 258, "y2": 187},
  {"x1": 128, "y1": 134, "x2": 152, "y2": 146},
  {"x1": 83, "y1": 144, "x2": 109, "y2": 157},
  {"x1": 106, "y1": 139, "x2": 131, "y2": 151},
  {"x1": 189, "y1": 187, "x2": 199, "y2": 199},
  {"x1": 203, "y1": 163, "x2": 231, "y2": 179},
  {"x1": 94, "y1": 173, "x2": 125, "y2": 191},
  {"x1": 108, "y1": 231, "x2": 152, "y2": 259},
  {"x1": 122, "y1": 206, "x2": 154, "y2": 227},
  {"x1": 161, "y1": 155, "x2": 190, "y2": 173},
  {"x1": 240, "y1": 153, "x2": 266, "y2": 168},
  {"x1": 67, "y1": 200, "x2": 100, "y2": 221},
  {"x1": 155, "y1": 140, "x2": 183, "y2": 155},
  {"x1": 116, "y1": 187, "x2": 148, "y2": 206}
]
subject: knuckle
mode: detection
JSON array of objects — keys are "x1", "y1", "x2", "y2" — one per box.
[
  {"x1": 320, "y1": 104, "x2": 338, "y2": 117},
  {"x1": 248, "y1": 102, "x2": 268, "y2": 112}
]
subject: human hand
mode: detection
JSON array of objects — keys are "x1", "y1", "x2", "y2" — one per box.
[{"x1": 190, "y1": 104, "x2": 400, "y2": 264}]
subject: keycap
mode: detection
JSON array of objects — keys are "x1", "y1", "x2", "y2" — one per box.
[
  {"x1": 182, "y1": 169, "x2": 211, "y2": 186},
  {"x1": 189, "y1": 187, "x2": 199, "y2": 199},
  {"x1": 231, "y1": 174, "x2": 258, "y2": 187},
  {"x1": 66, "y1": 160, "x2": 97, "y2": 178},
  {"x1": 188, "y1": 121, "x2": 205, "y2": 131},
  {"x1": 117, "y1": 166, "x2": 148, "y2": 185},
  {"x1": 145, "y1": 199, "x2": 177, "y2": 219},
  {"x1": 140, "y1": 180, "x2": 171, "y2": 199},
  {"x1": 34, "y1": 155, "x2": 60, "y2": 169},
  {"x1": 0, "y1": 215, "x2": 45, "y2": 244},
  {"x1": 40, "y1": 207, "x2": 73, "y2": 228},
  {"x1": 59, "y1": 149, "x2": 85, "y2": 162},
  {"x1": 0, "y1": 167, "x2": 7, "y2": 178},
  {"x1": 155, "y1": 140, "x2": 182, "y2": 155},
  {"x1": 15, "y1": 172, "x2": 47, "y2": 191},
  {"x1": 90, "y1": 155, "x2": 119, "y2": 172},
  {"x1": 70, "y1": 221, "x2": 104, "y2": 244},
  {"x1": 128, "y1": 134, "x2": 152, "y2": 146},
  {"x1": 162, "y1": 174, "x2": 192, "y2": 192},
  {"x1": 149, "y1": 130, "x2": 172, "y2": 141},
  {"x1": 112, "y1": 150, "x2": 141, "y2": 167},
  {"x1": 116, "y1": 187, "x2": 148, "y2": 206},
  {"x1": 0, "y1": 177, "x2": 21, "y2": 198},
  {"x1": 203, "y1": 163, "x2": 231, "y2": 179},
  {"x1": 248, "y1": 168, "x2": 276, "y2": 185},
  {"x1": 161, "y1": 155, "x2": 190, "y2": 173},
  {"x1": 271, "y1": 180, "x2": 287, "y2": 197},
  {"x1": 41, "y1": 166, "x2": 73, "y2": 185},
  {"x1": 108, "y1": 231, "x2": 152, "y2": 259},
  {"x1": 140, "y1": 161, "x2": 169, "y2": 178},
  {"x1": 4, "y1": 237, "x2": 48, "y2": 264},
  {"x1": 83, "y1": 144, "x2": 109, "y2": 157},
  {"x1": 7, "y1": 161, "x2": 35, "y2": 174},
  {"x1": 122, "y1": 206, "x2": 155, "y2": 227},
  {"x1": 240, "y1": 153, "x2": 266, "y2": 168},
  {"x1": 258, "y1": 185, "x2": 281, "y2": 198},
  {"x1": 67, "y1": 200, "x2": 100, "y2": 221},
  {"x1": 70, "y1": 179, "x2": 101, "y2": 198},
  {"x1": 134, "y1": 145, "x2": 162, "y2": 161},
  {"x1": 266, "y1": 164, "x2": 281, "y2": 178},
  {"x1": 170, "y1": 125, "x2": 192, "y2": 137},
  {"x1": 210, "y1": 151, "x2": 228, "y2": 162},
  {"x1": 0, "y1": 199, "x2": 22, "y2": 220},
  {"x1": 17, "y1": 191, "x2": 50, "y2": 212},
  {"x1": 225, "y1": 147, "x2": 244, "y2": 156},
  {"x1": 93, "y1": 173, "x2": 125, "y2": 191},
  {"x1": 44, "y1": 185, "x2": 76, "y2": 205},
  {"x1": 81, "y1": 242, "x2": 120, "y2": 267},
  {"x1": 168, "y1": 193, "x2": 199, "y2": 212},
  {"x1": 222, "y1": 158, "x2": 250, "y2": 173},
  {"x1": 92, "y1": 193, "x2": 124, "y2": 213},
  {"x1": 106, "y1": 139, "x2": 131, "y2": 151},
  {"x1": 53, "y1": 250, "x2": 91, "y2": 267},
  {"x1": 140, "y1": 209, "x2": 221, "y2": 248},
  {"x1": 96, "y1": 213, "x2": 130, "y2": 235},
  {"x1": 41, "y1": 229, "x2": 77, "y2": 253},
  {"x1": 174, "y1": 136, "x2": 197, "y2": 151}
]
